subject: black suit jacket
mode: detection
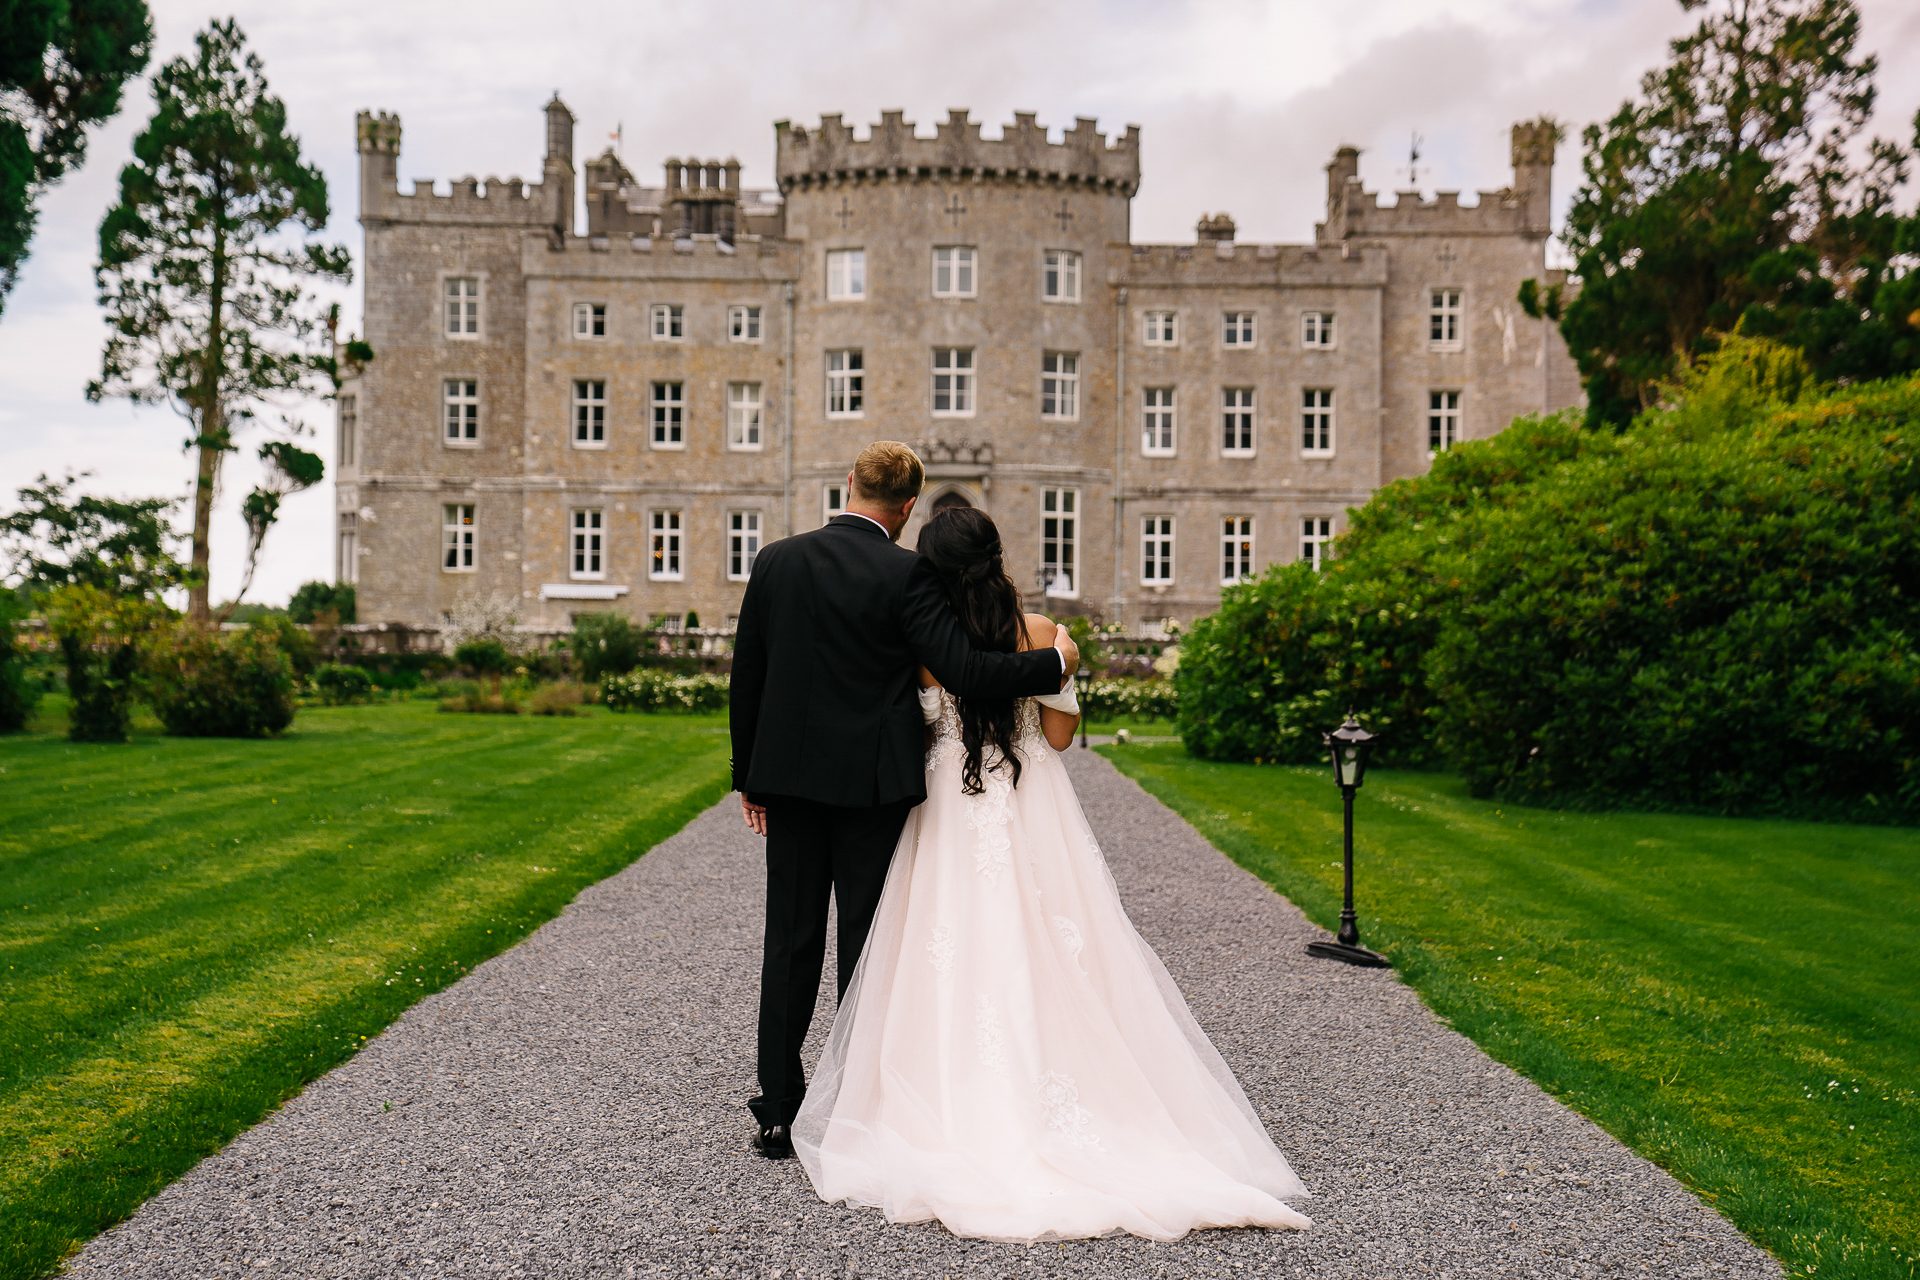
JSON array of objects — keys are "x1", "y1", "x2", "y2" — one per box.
[{"x1": 729, "y1": 515, "x2": 1064, "y2": 808}]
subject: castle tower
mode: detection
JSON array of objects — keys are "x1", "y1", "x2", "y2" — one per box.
[
  {"x1": 1324, "y1": 145, "x2": 1360, "y2": 232},
  {"x1": 355, "y1": 110, "x2": 401, "y2": 223},
  {"x1": 1510, "y1": 119, "x2": 1557, "y2": 234}
]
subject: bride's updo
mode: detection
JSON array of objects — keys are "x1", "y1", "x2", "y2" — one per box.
[{"x1": 917, "y1": 507, "x2": 1030, "y2": 795}]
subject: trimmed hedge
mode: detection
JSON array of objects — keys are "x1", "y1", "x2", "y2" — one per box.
[
  {"x1": 1083, "y1": 679, "x2": 1178, "y2": 723},
  {"x1": 1179, "y1": 353, "x2": 1920, "y2": 819},
  {"x1": 313, "y1": 663, "x2": 374, "y2": 705}
]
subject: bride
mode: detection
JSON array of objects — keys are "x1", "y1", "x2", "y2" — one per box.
[{"x1": 793, "y1": 507, "x2": 1313, "y2": 1242}]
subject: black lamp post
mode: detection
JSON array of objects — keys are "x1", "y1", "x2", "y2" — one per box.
[
  {"x1": 1306, "y1": 712, "x2": 1392, "y2": 968},
  {"x1": 1075, "y1": 664, "x2": 1092, "y2": 748}
]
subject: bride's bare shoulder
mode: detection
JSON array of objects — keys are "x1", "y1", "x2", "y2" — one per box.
[{"x1": 1018, "y1": 612, "x2": 1054, "y2": 651}]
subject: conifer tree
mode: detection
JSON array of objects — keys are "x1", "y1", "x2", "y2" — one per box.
[
  {"x1": 89, "y1": 19, "x2": 349, "y2": 620},
  {"x1": 0, "y1": 0, "x2": 152, "y2": 311},
  {"x1": 1544, "y1": 0, "x2": 1920, "y2": 425}
]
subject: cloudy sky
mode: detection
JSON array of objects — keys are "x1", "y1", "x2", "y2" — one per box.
[{"x1": 4, "y1": 0, "x2": 1917, "y2": 608}]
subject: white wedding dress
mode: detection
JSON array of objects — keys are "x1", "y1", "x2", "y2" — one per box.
[{"x1": 792, "y1": 690, "x2": 1312, "y2": 1242}]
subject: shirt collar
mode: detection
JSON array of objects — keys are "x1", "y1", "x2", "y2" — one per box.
[{"x1": 839, "y1": 512, "x2": 892, "y2": 538}]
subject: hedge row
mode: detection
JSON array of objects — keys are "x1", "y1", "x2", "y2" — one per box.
[{"x1": 1177, "y1": 346, "x2": 1920, "y2": 819}]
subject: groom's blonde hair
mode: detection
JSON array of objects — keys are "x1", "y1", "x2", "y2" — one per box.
[{"x1": 851, "y1": 441, "x2": 925, "y2": 509}]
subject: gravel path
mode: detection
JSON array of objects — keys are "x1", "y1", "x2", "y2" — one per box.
[{"x1": 70, "y1": 751, "x2": 1779, "y2": 1280}]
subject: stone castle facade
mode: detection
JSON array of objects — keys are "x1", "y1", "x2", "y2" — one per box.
[{"x1": 336, "y1": 98, "x2": 1580, "y2": 631}]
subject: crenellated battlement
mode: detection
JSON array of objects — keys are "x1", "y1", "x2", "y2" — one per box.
[
  {"x1": 1119, "y1": 240, "x2": 1389, "y2": 288},
  {"x1": 1317, "y1": 119, "x2": 1556, "y2": 241},
  {"x1": 357, "y1": 103, "x2": 573, "y2": 236},
  {"x1": 774, "y1": 109, "x2": 1140, "y2": 195}
]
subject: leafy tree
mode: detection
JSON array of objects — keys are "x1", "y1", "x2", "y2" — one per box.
[
  {"x1": 287, "y1": 579, "x2": 354, "y2": 624},
  {"x1": 1545, "y1": 0, "x2": 1920, "y2": 426},
  {"x1": 570, "y1": 611, "x2": 643, "y2": 682},
  {"x1": 89, "y1": 19, "x2": 350, "y2": 621},
  {"x1": 0, "y1": 588, "x2": 39, "y2": 731},
  {"x1": 0, "y1": 0, "x2": 152, "y2": 310},
  {"x1": 1, "y1": 470, "x2": 184, "y2": 599}
]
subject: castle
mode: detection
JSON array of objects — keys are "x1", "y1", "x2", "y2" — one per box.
[{"x1": 336, "y1": 98, "x2": 1580, "y2": 633}]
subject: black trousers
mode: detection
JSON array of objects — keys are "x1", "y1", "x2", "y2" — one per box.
[{"x1": 750, "y1": 793, "x2": 916, "y2": 1130}]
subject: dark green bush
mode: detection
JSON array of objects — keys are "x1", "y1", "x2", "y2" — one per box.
[
  {"x1": 147, "y1": 627, "x2": 297, "y2": 738},
  {"x1": 0, "y1": 607, "x2": 40, "y2": 732},
  {"x1": 452, "y1": 637, "x2": 513, "y2": 677},
  {"x1": 1178, "y1": 349, "x2": 1920, "y2": 819},
  {"x1": 249, "y1": 615, "x2": 319, "y2": 678},
  {"x1": 314, "y1": 663, "x2": 373, "y2": 705},
  {"x1": 571, "y1": 612, "x2": 644, "y2": 681}
]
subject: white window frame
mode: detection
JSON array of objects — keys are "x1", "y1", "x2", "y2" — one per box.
[
  {"x1": 649, "y1": 510, "x2": 683, "y2": 581},
  {"x1": 444, "y1": 277, "x2": 480, "y2": 339},
  {"x1": 727, "y1": 381, "x2": 764, "y2": 451},
  {"x1": 1429, "y1": 389, "x2": 1462, "y2": 454},
  {"x1": 823, "y1": 482, "x2": 845, "y2": 524},
  {"x1": 1041, "y1": 352, "x2": 1079, "y2": 421},
  {"x1": 728, "y1": 511, "x2": 762, "y2": 580},
  {"x1": 1302, "y1": 310, "x2": 1335, "y2": 348},
  {"x1": 827, "y1": 249, "x2": 866, "y2": 301},
  {"x1": 1429, "y1": 288, "x2": 1463, "y2": 350},
  {"x1": 1302, "y1": 517, "x2": 1333, "y2": 571},
  {"x1": 337, "y1": 394, "x2": 357, "y2": 468},
  {"x1": 337, "y1": 511, "x2": 358, "y2": 585},
  {"x1": 1043, "y1": 249, "x2": 1081, "y2": 302},
  {"x1": 932, "y1": 245, "x2": 977, "y2": 298},
  {"x1": 651, "y1": 381, "x2": 684, "y2": 449},
  {"x1": 573, "y1": 302, "x2": 606, "y2": 340},
  {"x1": 1142, "y1": 387, "x2": 1176, "y2": 456},
  {"x1": 1302, "y1": 388, "x2": 1334, "y2": 457},
  {"x1": 1141, "y1": 515, "x2": 1175, "y2": 585},
  {"x1": 1041, "y1": 488, "x2": 1078, "y2": 599},
  {"x1": 728, "y1": 305, "x2": 762, "y2": 342},
  {"x1": 932, "y1": 347, "x2": 974, "y2": 417},
  {"x1": 443, "y1": 378, "x2": 479, "y2": 446},
  {"x1": 826, "y1": 350, "x2": 864, "y2": 418},
  {"x1": 1223, "y1": 311, "x2": 1256, "y2": 347},
  {"x1": 1221, "y1": 516, "x2": 1254, "y2": 586},
  {"x1": 1143, "y1": 310, "x2": 1178, "y2": 346},
  {"x1": 570, "y1": 508, "x2": 605, "y2": 580},
  {"x1": 442, "y1": 503, "x2": 475, "y2": 572},
  {"x1": 572, "y1": 379, "x2": 607, "y2": 448},
  {"x1": 1221, "y1": 387, "x2": 1255, "y2": 457},
  {"x1": 651, "y1": 303, "x2": 685, "y2": 341}
]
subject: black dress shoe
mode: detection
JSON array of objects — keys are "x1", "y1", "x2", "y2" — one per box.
[{"x1": 752, "y1": 1124, "x2": 794, "y2": 1160}]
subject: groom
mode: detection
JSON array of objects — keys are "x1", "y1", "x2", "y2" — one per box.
[{"x1": 729, "y1": 441, "x2": 1077, "y2": 1159}]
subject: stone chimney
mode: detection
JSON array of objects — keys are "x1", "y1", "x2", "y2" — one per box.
[
  {"x1": 543, "y1": 94, "x2": 576, "y2": 242},
  {"x1": 1196, "y1": 212, "x2": 1236, "y2": 243},
  {"x1": 1325, "y1": 145, "x2": 1360, "y2": 225}
]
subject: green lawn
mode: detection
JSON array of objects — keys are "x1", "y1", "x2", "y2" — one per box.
[
  {"x1": 0, "y1": 701, "x2": 733, "y2": 1280},
  {"x1": 1100, "y1": 745, "x2": 1918, "y2": 1280}
]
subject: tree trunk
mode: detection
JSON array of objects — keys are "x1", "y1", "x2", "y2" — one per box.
[
  {"x1": 188, "y1": 215, "x2": 230, "y2": 624},
  {"x1": 187, "y1": 431, "x2": 218, "y2": 621}
]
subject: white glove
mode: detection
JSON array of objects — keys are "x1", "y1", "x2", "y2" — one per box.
[
  {"x1": 1034, "y1": 686, "x2": 1079, "y2": 716},
  {"x1": 918, "y1": 685, "x2": 944, "y2": 724}
]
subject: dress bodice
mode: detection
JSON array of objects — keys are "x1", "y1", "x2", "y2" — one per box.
[{"x1": 928, "y1": 690, "x2": 1046, "y2": 769}]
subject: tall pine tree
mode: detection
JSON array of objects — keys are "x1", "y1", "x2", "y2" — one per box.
[
  {"x1": 89, "y1": 19, "x2": 347, "y2": 621},
  {"x1": 1547, "y1": 0, "x2": 1920, "y2": 425}
]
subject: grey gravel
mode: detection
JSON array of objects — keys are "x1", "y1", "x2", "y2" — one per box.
[{"x1": 68, "y1": 751, "x2": 1781, "y2": 1280}]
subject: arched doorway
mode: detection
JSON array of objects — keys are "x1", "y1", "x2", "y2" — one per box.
[{"x1": 930, "y1": 489, "x2": 974, "y2": 513}]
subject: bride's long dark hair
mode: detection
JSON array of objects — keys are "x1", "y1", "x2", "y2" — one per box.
[{"x1": 916, "y1": 507, "x2": 1030, "y2": 795}]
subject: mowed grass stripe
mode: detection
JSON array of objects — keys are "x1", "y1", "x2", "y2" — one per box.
[
  {"x1": 1100, "y1": 745, "x2": 1918, "y2": 1280},
  {"x1": 0, "y1": 702, "x2": 733, "y2": 1280}
]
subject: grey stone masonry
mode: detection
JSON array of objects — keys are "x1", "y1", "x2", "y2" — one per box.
[{"x1": 339, "y1": 104, "x2": 1581, "y2": 632}]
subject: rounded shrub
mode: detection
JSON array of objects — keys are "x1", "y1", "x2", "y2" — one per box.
[
  {"x1": 147, "y1": 626, "x2": 297, "y2": 737},
  {"x1": 314, "y1": 663, "x2": 374, "y2": 705}
]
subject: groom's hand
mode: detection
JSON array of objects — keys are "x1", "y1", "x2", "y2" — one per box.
[
  {"x1": 1054, "y1": 624, "x2": 1080, "y2": 688},
  {"x1": 741, "y1": 796, "x2": 768, "y2": 837}
]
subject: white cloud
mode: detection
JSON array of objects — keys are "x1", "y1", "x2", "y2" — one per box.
[{"x1": 2, "y1": 0, "x2": 1915, "y2": 606}]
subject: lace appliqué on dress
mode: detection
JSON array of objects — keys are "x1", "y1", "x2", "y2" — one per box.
[
  {"x1": 1052, "y1": 915, "x2": 1087, "y2": 973},
  {"x1": 926, "y1": 926, "x2": 955, "y2": 978},
  {"x1": 965, "y1": 765, "x2": 1014, "y2": 886},
  {"x1": 1036, "y1": 1070, "x2": 1106, "y2": 1152},
  {"x1": 974, "y1": 993, "x2": 1009, "y2": 1077}
]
